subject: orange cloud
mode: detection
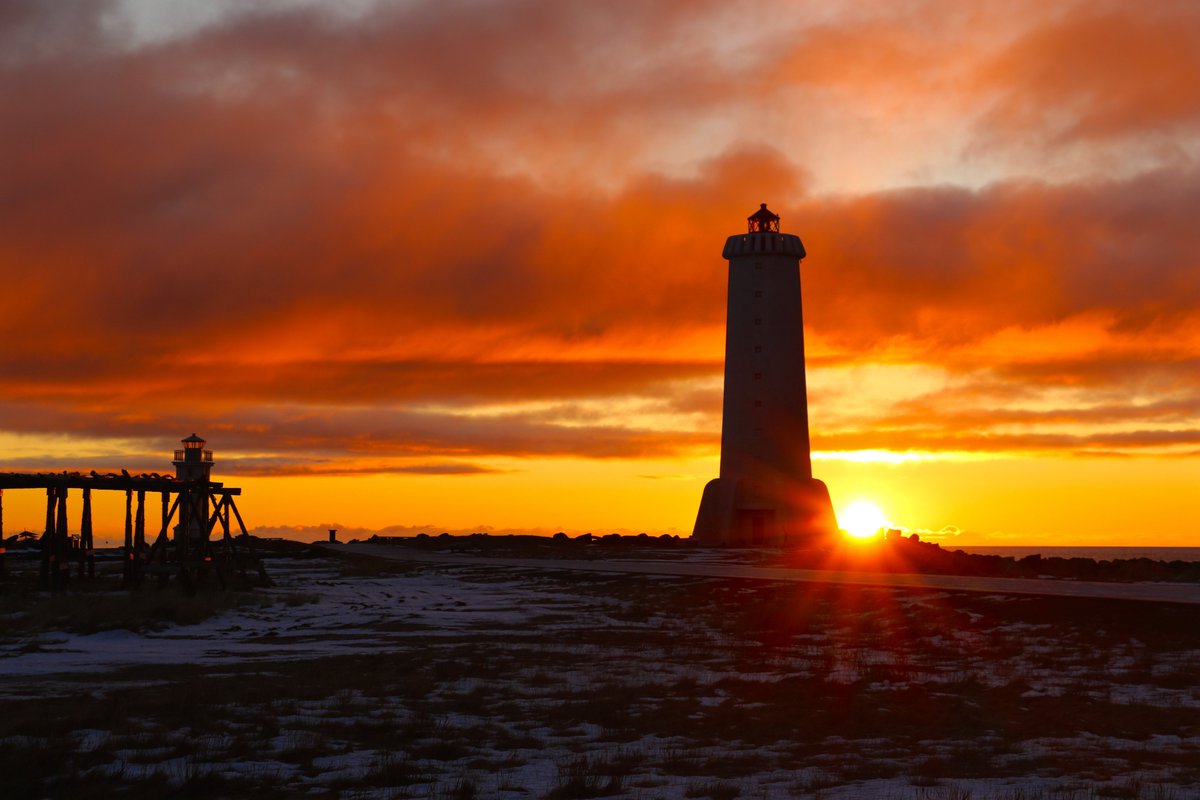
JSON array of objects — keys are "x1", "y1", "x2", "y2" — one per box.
[
  {"x1": 1, "y1": 0, "x2": 1197, "y2": 484},
  {"x1": 979, "y1": 4, "x2": 1200, "y2": 143}
]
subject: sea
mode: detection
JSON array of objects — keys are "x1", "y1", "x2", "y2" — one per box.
[
  {"x1": 951, "y1": 546, "x2": 1200, "y2": 563},
  {"x1": 70, "y1": 540, "x2": 1200, "y2": 563}
]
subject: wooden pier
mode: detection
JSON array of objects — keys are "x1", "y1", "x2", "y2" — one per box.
[{"x1": 0, "y1": 470, "x2": 270, "y2": 593}]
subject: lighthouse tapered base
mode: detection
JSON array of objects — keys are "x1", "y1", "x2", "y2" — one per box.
[{"x1": 692, "y1": 476, "x2": 838, "y2": 546}]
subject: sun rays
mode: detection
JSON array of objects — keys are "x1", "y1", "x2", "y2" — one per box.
[{"x1": 839, "y1": 500, "x2": 889, "y2": 540}]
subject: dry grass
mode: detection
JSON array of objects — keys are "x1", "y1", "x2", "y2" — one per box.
[
  {"x1": 2, "y1": 585, "x2": 315, "y2": 636},
  {"x1": 1, "y1": 550, "x2": 1197, "y2": 798}
]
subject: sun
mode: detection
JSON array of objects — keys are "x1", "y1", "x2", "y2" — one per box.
[{"x1": 840, "y1": 500, "x2": 887, "y2": 539}]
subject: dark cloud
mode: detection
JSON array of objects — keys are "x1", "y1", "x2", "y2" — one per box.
[
  {"x1": 1, "y1": 0, "x2": 1197, "y2": 473},
  {"x1": 0, "y1": 398, "x2": 718, "y2": 466},
  {"x1": 799, "y1": 168, "x2": 1200, "y2": 349}
]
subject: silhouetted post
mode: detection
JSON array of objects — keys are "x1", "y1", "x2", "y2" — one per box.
[
  {"x1": 39, "y1": 487, "x2": 55, "y2": 589},
  {"x1": 43, "y1": 488, "x2": 55, "y2": 536},
  {"x1": 133, "y1": 490, "x2": 146, "y2": 586},
  {"x1": 0, "y1": 489, "x2": 5, "y2": 579},
  {"x1": 178, "y1": 492, "x2": 190, "y2": 562},
  {"x1": 45, "y1": 488, "x2": 58, "y2": 591},
  {"x1": 54, "y1": 486, "x2": 69, "y2": 592},
  {"x1": 161, "y1": 491, "x2": 169, "y2": 543},
  {"x1": 79, "y1": 487, "x2": 94, "y2": 580},
  {"x1": 122, "y1": 489, "x2": 133, "y2": 586},
  {"x1": 228, "y1": 497, "x2": 270, "y2": 587},
  {"x1": 219, "y1": 496, "x2": 233, "y2": 556}
]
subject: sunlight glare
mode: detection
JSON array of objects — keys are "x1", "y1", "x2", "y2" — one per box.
[{"x1": 840, "y1": 500, "x2": 887, "y2": 539}]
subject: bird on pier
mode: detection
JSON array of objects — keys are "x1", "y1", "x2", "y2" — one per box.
[
  {"x1": 121, "y1": 469, "x2": 131, "y2": 477},
  {"x1": 90, "y1": 470, "x2": 100, "y2": 478}
]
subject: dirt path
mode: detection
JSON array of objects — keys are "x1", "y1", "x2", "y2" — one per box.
[{"x1": 326, "y1": 542, "x2": 1200, "y2": 605}]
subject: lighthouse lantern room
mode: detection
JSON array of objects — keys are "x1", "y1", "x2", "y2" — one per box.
[{"x1": 173, "y1": 433, "x2": 214, "y2": 482}]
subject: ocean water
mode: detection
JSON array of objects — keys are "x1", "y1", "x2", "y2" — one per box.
[{"x1": 952, "y1": 546, "x2": 1200, "y2": 563}]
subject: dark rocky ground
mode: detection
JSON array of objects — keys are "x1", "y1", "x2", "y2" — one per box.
[{"x1": 1, "y1": 542, "x2": 1198, "y2": 798}]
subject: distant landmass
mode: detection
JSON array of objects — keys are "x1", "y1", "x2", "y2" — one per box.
[{"x1": 954, "y1": 546, "x2": 1200, "y2": 562}]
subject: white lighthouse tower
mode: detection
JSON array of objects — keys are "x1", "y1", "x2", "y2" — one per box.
[{"x1": 692, "y1": 204, "x2": 838, "y2": 545}]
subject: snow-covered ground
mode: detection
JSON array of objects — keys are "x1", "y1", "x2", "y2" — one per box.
[
  {"x1": 1, "y1": 559, "x2": 610, "y2": 680},
  {"x1": 2, "y1": 553, "x2": 1197, "y2": 799}
]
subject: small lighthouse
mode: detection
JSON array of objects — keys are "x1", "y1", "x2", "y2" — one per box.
[
  {"x1": 172, "y1": 433, "x2": 215, "y2": 547},
  {"x1": 173, "y1": 433, "x2": 214, "y2": 482},
  {"x1": 692, "y1": 204, "x2": 838, "y2": 545}
]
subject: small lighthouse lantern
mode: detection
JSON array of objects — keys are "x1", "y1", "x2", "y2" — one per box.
[
  {"x1": 747, "y1": 203, "x2": 780, "y2": 233},
  {"x1": 173, "y1": 433, "x2": 215, "y2": 481}
]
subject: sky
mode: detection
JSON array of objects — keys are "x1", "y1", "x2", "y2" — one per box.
[{"x1": 1, "y1": 0, "x2": 1198, "y2": 545}]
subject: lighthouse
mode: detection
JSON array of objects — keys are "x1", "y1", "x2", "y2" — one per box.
[
  {"x1": 173, "y1": 433, "x2": 214, "y2": 482},
  {"x1": 692, "y1": 204, "x2": 838, "y2": 545},
  {"x1": 172, "y1": 433, "x2": 215, "y2": 547}
]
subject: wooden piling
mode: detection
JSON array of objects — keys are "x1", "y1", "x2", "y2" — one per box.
[
  {"x1": 79, "y1": 487, "x2": 94, "y2": 580},
  {"x1": 178, "y1": 492, "x2": 190, "y2": 561},
  {"x1": 122, "y1": 489, "x2": 133, "y2": 587},
  {"x1": 40, "y1": 487, "x2": 55, "y2": 590},
  {"x1": 220, "y1": 495, "x2": 234, "y2": 563},
  {"x1": 161, "y1": 491, "x2": 169, "y2": 541},
  {"x1": 53, "y1": 486, "x2": 69, "y2": 593},
  {"x1": 133, "y1": 490, "x2": 146, "y2": 586}
]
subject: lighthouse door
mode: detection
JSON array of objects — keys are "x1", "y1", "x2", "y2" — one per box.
[
  {"x1": 752, "y1": 513, "x2": 766, "y2": 544},
  {"x1": 737, "y1": 509, "x2": 774, "y2": 545}
]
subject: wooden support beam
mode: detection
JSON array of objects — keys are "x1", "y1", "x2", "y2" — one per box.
[
  {"x1": 206, "y1": 499, "x2": 223, "y2": 541},
  {"x1": 213, "y1": 496, "x2": 237, "y2": 578},
  {"x1": 79, "y1": 487, "x2": 94, "y2": 580},
  {"x1": 199, "y1": 489, "x2": 214, "y2": 549},
  {"x1": 221, "y1": 495, "x2": 233, "y2": 551},
  {"x1": 178, "y1": 491, "x2": 190, "y2": 561},
  {"x1": 163, "y1": 492, "x2": 181, "y2": 544},
  {"x1": 145, "y1": 492, "x2": 182, "y2": 584},
  {"x1": 133, "y1": 490, "x2": 146, "y2": 587},
  {"x1": 201, "y1": 488, "x2": 216, "y2": 540},
  {"x1": 146, "y1": 491, "x2": 173, "y2": 563},
  {"x1": 229, "y1": 497, "x2": 250, "y2": 538},
  {"x1": 43, "y1": 488, "x2": 54, "y2": 537},
  {"x1": 0, "y1": 473, "x2": 231, "y2": 493},
  {"x1": 53, "y1": 486, "x2": 69, "y2": 593},
  {"x1": 227, "y1": 496, "x2": 271, "y2": 587},
  {"x1": 40, "y1": 488, "x2": 55, "y2": 590},
  {"x1": 122, "y1": 489, "x2": 133, "y2": 587}
]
